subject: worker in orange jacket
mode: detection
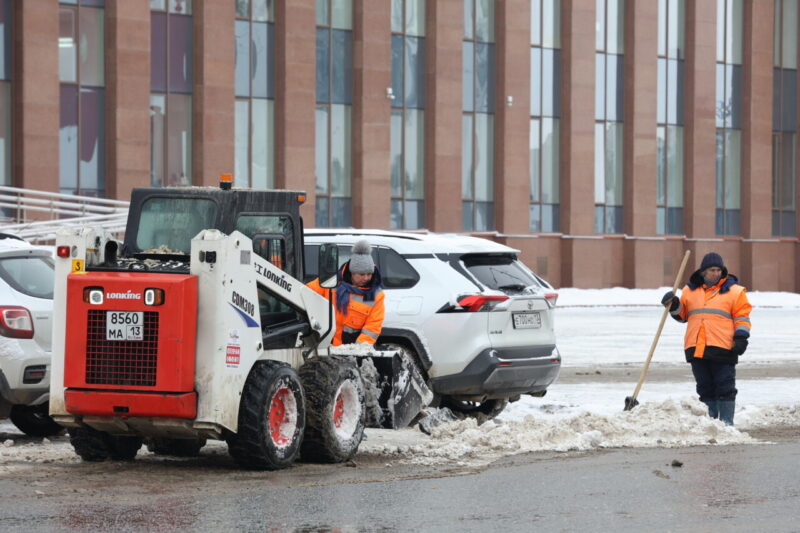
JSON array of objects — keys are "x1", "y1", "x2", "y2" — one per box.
[
  {"x1": 661, "y1": 252, "x2": 752, "y2": 426},
  {"x1": 307, "y1": 240, "x2": 385, "y2": 345}
]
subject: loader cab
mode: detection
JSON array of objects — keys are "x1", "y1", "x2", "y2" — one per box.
[{"x1": 123, "y1": 187, "x2": 306, "y2": 282}]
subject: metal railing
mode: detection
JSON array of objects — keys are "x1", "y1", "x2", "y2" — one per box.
[{"x1": 0, "y1": 186, "x2": 130, "y2": 243}]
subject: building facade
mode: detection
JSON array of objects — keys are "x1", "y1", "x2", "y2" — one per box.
[{"x1": 0, "y1": 0, "x2": 798, "y2": 291}]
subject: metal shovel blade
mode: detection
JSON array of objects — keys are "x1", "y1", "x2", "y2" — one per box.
[{"x1": 623, "y1": 396, "x2": 639, "y2": 411}]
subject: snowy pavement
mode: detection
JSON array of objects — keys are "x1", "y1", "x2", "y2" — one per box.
[{"x1": 1, "y1": 288, "x2": 798, "y2": 469}]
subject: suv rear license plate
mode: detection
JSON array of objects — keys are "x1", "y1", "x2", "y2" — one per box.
[
  {"x1": 512, "y1": 312, "x2": 541, "y2": 329},
  {"x1": 106, "y1": 311, "x2": 144, "y2": 341}
]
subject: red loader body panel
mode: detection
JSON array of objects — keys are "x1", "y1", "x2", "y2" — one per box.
[{"x1": 64, "y1": 272, "x2": 199, "y2": 419}]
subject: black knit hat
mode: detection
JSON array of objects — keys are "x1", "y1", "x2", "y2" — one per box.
[{"x1": 699, "y1": 252, "x2": 724, "y2": 271}]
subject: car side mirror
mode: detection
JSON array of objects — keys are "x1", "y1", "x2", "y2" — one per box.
[{"x1": 318, "y1": 243, "x2": 339, "y2": 289}]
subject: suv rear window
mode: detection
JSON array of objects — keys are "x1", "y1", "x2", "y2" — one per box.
[
  {"x1": 0, "y1": 256, "x2": 55, "y2": 299},
  {"x1": 462, "y1": 254, "x2": 542, "y2": 293}
]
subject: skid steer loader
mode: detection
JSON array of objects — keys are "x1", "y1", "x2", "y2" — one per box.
[{"x1": 48, "y1": 179, "x2": 431, "y2": 469}]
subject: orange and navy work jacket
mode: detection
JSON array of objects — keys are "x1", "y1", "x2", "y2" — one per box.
[
  {"x1": 306, "y1": 266, "x2": 385, "y2": 346},
  {"x1": 670, "y1": 272, "x2": 752, "y2": 363}
]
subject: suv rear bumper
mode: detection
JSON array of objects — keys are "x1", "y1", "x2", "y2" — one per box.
[{"x1": 430, "y1": 345, "x2": 560, "y2": 400}]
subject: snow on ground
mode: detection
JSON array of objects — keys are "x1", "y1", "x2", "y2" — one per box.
[{"x1": 0, "y1": 289, "x2": 797, "y2": 469}]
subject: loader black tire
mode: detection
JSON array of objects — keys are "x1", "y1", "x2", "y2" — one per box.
[
  {"x1": 9, "y1": 403, "x2": 63, "y2": 438},
  {"x1": 441, "y1": 397, "x2": 509, "y2": 425},
  {"x1": 227, "y1": 360, "x2": 305, "y2": 470},
  {"x1": 146, "y1": 437, "x2": 207, "y2": 457},
  {"x1": 300, "y1": 356, "x2": 366, "y2": 463},
  {"x1": 68, "y1": 427, "x2": 143, "y2": 462}
]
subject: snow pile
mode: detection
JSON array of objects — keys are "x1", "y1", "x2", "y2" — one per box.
[
  {"x1": 362, "y1": 399, "x2": 755, "y2": 467},
  {"x1": 737, "y1": 404, "x2": 800, "y2": 428},
  {"x1": 556, "y1": 287, "x2": 800, "y2": 308}
]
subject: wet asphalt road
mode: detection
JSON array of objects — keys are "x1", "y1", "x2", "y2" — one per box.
[{"x1": 1, "y1": 436, "x2": 799, "y2": 532}]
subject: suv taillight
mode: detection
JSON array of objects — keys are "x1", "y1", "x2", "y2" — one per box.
[
  {"x1": 0, "y1": 307, "x2": 34, "y2": 339},
  {"x1": 544, "y1": 292, "x2": 558, "y2": 308},
  {"x1": 457, "y1": 294, "x2": 509, "y2": 312}
]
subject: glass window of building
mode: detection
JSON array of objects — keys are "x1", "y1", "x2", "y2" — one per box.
[
  {"x1": 715, "y1": 0, "x2": 742, "y2": 236},
  {"x1": 529, "y1": 0, "x2": 561, "y2": 233},
  {"x1": 58, "y1": 0, "x2": 106, "y2": 197},
  {"x1": 594, "y1": 0, "x2": 624, "y2": 234},
  {"x1": 390, "y1": 0, "x2": 426, "y2": 230},
  {"x1": 0, "y1": 0, "x2": 11, "y2": 189},
  {"x1": 656, "y1": 0, "x2": 685, "y2": 235},
  {"x1": 235, "y1": 0, "x2": 275, "y2": 190},
  {"x1": 315, "y1": 0, "x2": 353, "y2": 228},
  {"x1": 462, "y1": 0, "x2": 495, "y2": 232},
  {"x1": 772, "y1": 0, "x2": 797, "y2": 237},
  {"x1": 150, "y1": 0, "x2": 193, "y2": 187}
]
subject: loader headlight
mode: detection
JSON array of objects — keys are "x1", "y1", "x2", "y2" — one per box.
[
  {"x1": 144, "y1": 288, "x2": 165, "y2": 306},
  {"x1": 83, "y1": 287, "x2": 104, "y2": 305}
]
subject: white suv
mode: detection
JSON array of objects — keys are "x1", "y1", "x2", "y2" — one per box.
[
  {"x1": 304, "y1": 229, "x2": 560, "y2": 420},
  {"x1": 0, "y1": 234, "x2": 60, "y2": 437}
]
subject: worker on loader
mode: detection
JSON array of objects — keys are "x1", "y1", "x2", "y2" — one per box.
[
  {"x1": 307, "y1": 239, "x2": 385, "y2": 345},
  {"x1": 661, "y1": 252, "x2": 752, "y2": 426}
]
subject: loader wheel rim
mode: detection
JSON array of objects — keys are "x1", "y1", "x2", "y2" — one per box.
[
  {"x1": 332, "y1": 380, "x2": 360, "y2": 440},
  {"x1": 268, "y1": 385, "x2": 298, "y2": 447}
]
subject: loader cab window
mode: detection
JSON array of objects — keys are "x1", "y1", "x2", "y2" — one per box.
[
  {"x1": 236, "y1": 215, "x2": 295, "y2": 277},
  {"x1": 256, "y1": 282, "x2": 307, "y2": 349},
  {"x1": 136, "y1": 198, "x2": 217, "y2": 254}
]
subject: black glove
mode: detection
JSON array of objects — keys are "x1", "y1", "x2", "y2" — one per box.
[
  {"x1": 731, "y1": 335, "x2": 748, "y2": 356},
  {"x1": 661, "y1": 291, "x2": 679, "y2": 312}
]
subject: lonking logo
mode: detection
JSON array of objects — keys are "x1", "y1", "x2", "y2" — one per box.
[
  {"x1": 254, "y1": 262, "x2": 293, "y2": 292},
  {"x1": 106, "y1": 290, "x2": 142, "y2": 300}
]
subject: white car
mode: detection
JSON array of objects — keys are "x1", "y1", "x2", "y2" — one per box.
[
  {"x1": 0, "y1": 234, "x2": 60, "y2": 437},
  {"x1": 303, "y1": 229, "x2": 561, "y2": 420}
]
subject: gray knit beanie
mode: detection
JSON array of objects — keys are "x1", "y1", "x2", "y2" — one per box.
[{"x1": 349, "y1": 240, "x2": 375, "y2": 274}]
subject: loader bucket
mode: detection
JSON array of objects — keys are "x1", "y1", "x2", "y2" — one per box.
[{"x1": 356, "y1": 349, "x2": 433, "y2": 429}]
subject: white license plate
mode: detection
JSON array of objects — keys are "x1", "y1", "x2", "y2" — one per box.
[
  {"x1": 513, "y1": 312, "x2": 541, "y2": 329},
  {"x1": 106, "y1": 311, "x2": 144, "y2": 341}
]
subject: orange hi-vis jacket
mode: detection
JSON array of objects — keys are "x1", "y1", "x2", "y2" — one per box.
[
  {"x1": 672, "y1": 275, "x2": 752, "y2": 360},
  {"x1": 306, "y1": 277, "x2": 385, "y2": 346}
]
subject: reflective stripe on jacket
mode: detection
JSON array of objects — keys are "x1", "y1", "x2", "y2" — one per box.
[
  {"x1": 306, "y1": 278, "x2": 385, "y2": 346},
  {"x1": 676, "y1": 279, "x2": 752, "y2": 358}
]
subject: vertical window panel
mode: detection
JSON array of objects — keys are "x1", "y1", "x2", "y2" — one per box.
[
  {"x1": 251, "y1": 22, "x2": 269, "y2": 98},
  {"x1": 541, "y1": 118, "x2": 559, "y2": 204},
  {"x1": 316, "y1": 0, "x2": 328, "y2": 26},
  {"x1": 462, "y1": 115, "x2": 473, "y2": 200},
  {"x1": 236, "y1": 0, "x2": 250, "y2": 18},
  {"x1": 167, "y1": 14, "x2": 193, "y2": 93},
  {"x1": 658, "y1": 0, "x2": 667, "y2": 57},
  {"x1": 463, "y1": 42, "x2": 474, "y2": 112},
  {"x1": 594, "y1": 123, "x2": 605, "y2": 204},
  {"x1": 530, "y1": 48, "x2": 541, "y2": 116},
  {"x1": 464, "y1": 0, "x2": 474, "y2": 39},
  {"x1": 404, "y1": 109, "x2": 424, "y2": 200},
  {"x1": 474, "y1": 114, "x2": 493, "y2": 203},
  {"x1": 60, "y1": 85, "x2": 79, "y2": 193},
  {"x1": 315, "y1": 106, "x2": 329, "y2": 194},
  {"x1": 251, "y1": 98, "x2": 274, "y2": 189},
  {"x1": 475, "y1": 0, "x2": 494, "y2": 43},
  {"x1": 390, "y1": 111, "x2": 402, "y2": 196},
  {"x1": 391, "y1": 35, "x2": 403, "y2": 108},
  {"x1": 235, "y1": 21, "x2": 250, "y2": 97},
  {"x1": 474, "y1": 42, "x2": 495, "y2": 113},
  {"x1": 405, "y1": 0, "x2": 425, "y2": 37},
  {"x1": 391, "y1": 0, "x2": 403, "y2": 33},
  {"x1": 166, "y1": 93, "x2": 192, "y2": 186},
  {"x1": 596, "y1": 0, "x2": 605, "y2": 51},
  {"x1": 404, "y1": 36, "x2": 425, "y2": 108},
  {"x1": 782, "y1": 0, "x2": 797, "y2": 68},
  {"x1": 530, "y1": 118, "x2": 540, "y2": 202},
  {"x1": 59, "y1": 8, "x2": 78, "y2": 83},
  {"x1": 0, "y1": 0, "x2": 10, "y2": 80},
  {"x1": 331, "y1": 29, "x2": 353, "y2": 104},
  {"x1": 667, "y1": 126, "x2": 684, "y2": 207},
  {"x1": 316, "y1": 28, "x2": 330, "y2": 103},
  {"x1": 531, "y1": 0, "x2": 541, "y2": 45},
  {"x1": 78, "y1": 7, "x2": 104, "y2": 87},
  {"x1": 78, "y1": 87, "x2": 105, "y2": 193},
  {"x1": 330, "y1": 104, "x2": 351, "y2": 197},
  {"x1": 149, "y1": 94, "x2": 166, "y2": 187},
  {"x1": 542, "y1": 0, "x2": 560, "y2": 48},
  {"x1": 331, "y1": 0, "x2": 352, "y2": 30},
  {"x1": 595, "y1": 53, "x2": 605, "y2": 120},
  {"x1": 234, "y1": 100, "x2": 250, "y2": 188},
  {"x1": 656, "y1": 126, "x2": 666, "y2": 205},
  {"x1": 150, "y1": 12, "x2": 167, "y2": 92}
]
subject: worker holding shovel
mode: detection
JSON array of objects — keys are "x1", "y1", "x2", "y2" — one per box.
[{"x1": 661, "y1": 252, "x2": 752, "y2": 425}]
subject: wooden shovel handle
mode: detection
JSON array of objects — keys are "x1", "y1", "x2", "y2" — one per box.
[{"x1": 629, "y1": 250, "x2": 692, "y2": 402}]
